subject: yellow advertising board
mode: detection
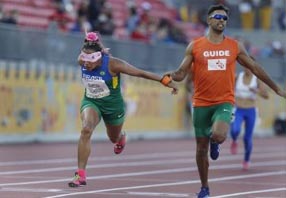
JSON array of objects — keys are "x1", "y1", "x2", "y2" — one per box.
[
  {"x1": 0, "y1": 62, "x2": 186, "y2": 136},
  {"x1": 122, "y1": 76, "x2": 185, "y2": 131},
  {"x1": 0, "y1": 61, "x2": 282, "y2": 138}
]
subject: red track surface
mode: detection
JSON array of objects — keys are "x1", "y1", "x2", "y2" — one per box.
[{"x1": 0, "y1": 136, "x2": 285, "y2": 198}]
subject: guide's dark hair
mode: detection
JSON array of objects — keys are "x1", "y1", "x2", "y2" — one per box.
[{"x1": 207, "y1": 4, "x2": 229, "y2": 16}]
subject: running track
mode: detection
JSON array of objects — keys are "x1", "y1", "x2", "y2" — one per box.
[{"x1": 0, "y1": 136, "x2": 285, "y2": 198}]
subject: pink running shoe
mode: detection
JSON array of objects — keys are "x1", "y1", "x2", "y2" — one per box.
[
  {"x1": 242, "y1": 161, "x2": 250, "y2": 170},
  {"x1": 230, "y1": 141, "x2": 238, "y2": 155},
  {"x1": 114, "y1": 132, "x2": 126, "y2": 154},
  {"x1": 68, "y1": 172, "x2": 87, "y2": 187}
]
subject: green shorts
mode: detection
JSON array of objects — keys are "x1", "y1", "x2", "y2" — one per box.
[
  {"x1": 192, "y1": 103, "x2": 233, "y2": 137},
  {"x1": 80, "y1": 96, "x2": 125, "y2": 126}
]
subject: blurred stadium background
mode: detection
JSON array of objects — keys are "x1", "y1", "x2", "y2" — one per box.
[{"x1": 0, "y1": 0, "x2": 285, "y2": 143}]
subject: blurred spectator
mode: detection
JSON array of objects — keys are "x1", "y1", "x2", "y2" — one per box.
[
  {"x1": 257, "y1": 0, "x2": 272, "y2": 31},
  {"x1": 189, "y1": 8, "x2": 206, "y2": 28},
  {"x1": 259, "y1": 40, "x2": 273, "y2": 57},
  {"x1": 271, "y1": 40, "x2": 285, "y2": 57},
  {"x1": 197, "y1": 7, "x2": 208, "y2": 28},
  {"x1": 0, "y1": 9, "x2": 18, "y2": 25},
  {"x1": 153, "y1": 18, "x2": 172, "y2": 43},
  {"x1": 0, "y1": 5, "x2": 3, "y2": 21},
  {"x1": 273, "y1": 112, "x2": 286, "y2": 135},
  {"x1": 126, "y1": 5, "x2": 140, "y2": 35},
  {"x1": 130, "y1": 21, "x2": 150, "y2": 42},
  {"x1": 278, "y1": 9, "x2": 286, "y2": 31},
  {"x1": 148, "y1": 19, "x2": 159, "y2": 42},
  {"x1": 77, "y1": 0, "x2": 89, "y2": 19},
  {"x1": 93, "y1": 3, "x2": 115, "y2": 35},
  {"x1": 70, "y1": 15, "x2": 91, "y2": 33},
  {"x1": 178, "y1": 4, "x2": 190, "y2": 22},
  {"x1": 234, "y1": 35, "x2": 260, "y2": 56},
  {"x1": 49, "y1": 3, "x2": 73, "y2": 32},
  {"x1": 129, "y1": 1, "x2": 153, "y2": 43},
  {"x1": 169, "y1": 23, "x2": 188, "y2": 44},
  {"x1": 138, "y1": 2, "x2": 152, "y2": 27},
  {"x1": 260, "y1": 40, "x2": 285, "y2": 58},
  {"x1": 70, "y1": 0, "x2": 91, "y2": 33},
  {"x1": 87, "y1": 0, "x2": 105, "y2": 31},
  {"x1": 53, "y1": 0, "x2": 63, "y2": 5},
  {"x1": 239, "y1": 0, "x2": 255, "y2": 30},
  {"x1": 151, "y1": 17, "x2": 188, "y2": 45}
]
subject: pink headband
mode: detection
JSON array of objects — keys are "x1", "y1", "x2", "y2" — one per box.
[{"x1": 79, "y1": 51, "x2": 102, "y2": 62}]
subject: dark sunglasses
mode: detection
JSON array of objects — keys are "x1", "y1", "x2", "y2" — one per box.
[{"x1": 209, "y1": 14, "x2": 228, "y2": 21}]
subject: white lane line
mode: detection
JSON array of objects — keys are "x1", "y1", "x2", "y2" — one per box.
[
  {"x1": 0, "y1": 151, "x2": 285, "y2": 176},
  {"x1": 212, "y1": 187, "x2": 286, "y2": 198},
  {"x1": 0, "y1": 158, "x2": 192, "y2": 175},
  {"x1": 0, "y1": 145, "x2": 283, "y2": 167},
  {"x1": 42, "y1": 171, "x2": 286, "y2": 198},
  {"x1": 0, "y1": 151, "x2": 191, "y2": 166},
  {"x1": 0, "y1": 167, "x2": 190, "y2": 187},
  {"x1": 127, "y1": 191, "x2": 189, "y2": 197},
  {"x1": 0, "y1": 160, "x2": 285, "y2": 187},
  {"x1": 0, "y1": 187, "x2": 62, "y2": 193}
]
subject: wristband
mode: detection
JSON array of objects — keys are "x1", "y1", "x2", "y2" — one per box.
[{"x1": 160, "y1": 75, "x2": 172, "y2": 86}]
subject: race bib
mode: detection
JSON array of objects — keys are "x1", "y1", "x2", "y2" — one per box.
[
  {"x1": 84, "y1": 79, "x2": 110, "y2": 99},
  {"x1": 208, "y1": 59, "x2": 227, "y2": 70}
]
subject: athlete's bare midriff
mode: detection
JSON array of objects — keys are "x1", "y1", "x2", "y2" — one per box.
[{"x1": 235, "y1": 97, "x2": 256, "y2": 108}]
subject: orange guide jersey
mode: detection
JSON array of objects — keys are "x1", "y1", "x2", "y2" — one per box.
[{"x1": 191, "y1": 36, "x2": 239, "y2": 107}]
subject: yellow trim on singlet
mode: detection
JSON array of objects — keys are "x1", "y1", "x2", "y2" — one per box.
[{"x1": 112, "y1": 76, "x2": 118, "y2": 89}]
